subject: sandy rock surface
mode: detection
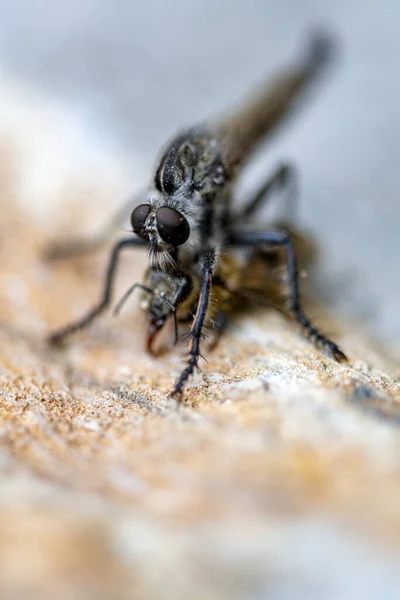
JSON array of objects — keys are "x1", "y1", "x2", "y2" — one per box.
[{"x1": 0, "y1": 143, "x2": 399, "y2": 600}]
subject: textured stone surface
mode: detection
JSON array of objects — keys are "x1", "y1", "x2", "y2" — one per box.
[{"x1": 1, "y1": 3, "x2": 400, "y2": 595}]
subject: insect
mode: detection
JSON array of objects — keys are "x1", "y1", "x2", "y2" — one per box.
[{"x1": 47, "y1": 31, "x2": 347, "y2": 398}]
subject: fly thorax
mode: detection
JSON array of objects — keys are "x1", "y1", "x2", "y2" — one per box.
[{"x1": 154, "y1": 129, "x2": 227, "y2": 198}]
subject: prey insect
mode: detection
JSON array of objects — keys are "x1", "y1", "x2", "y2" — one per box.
[{"x1": 47, "y1": 31, "x2": 347, "y2": 398}]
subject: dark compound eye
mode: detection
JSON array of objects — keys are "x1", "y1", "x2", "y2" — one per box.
[
  {"x1": 131, "y1": 204, "x2": 151, "y2": 236},
  {"x1": 156, "y1": 207, "x2": 190, "y2": 246}
]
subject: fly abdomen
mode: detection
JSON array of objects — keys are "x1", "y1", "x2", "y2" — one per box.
[{"x1": 217, "y1": 32, "x2": 335, "y2": 175}]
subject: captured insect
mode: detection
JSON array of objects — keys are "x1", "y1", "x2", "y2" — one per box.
[{"x1": 47, "y1": 31, "x2": 347, "y2": 398}]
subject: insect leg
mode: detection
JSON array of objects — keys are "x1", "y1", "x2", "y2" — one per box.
[
  {"x1": 228, "y1": 228, "x2": 347, "y2": 362},
  {"x1": 231, "y1": 163, "x2": 297, "y2": 223},
  {"x1": 48, "y1": 237, "x2": 144, "y2": 345},
  {"x1": 171, "y1": 249, "x2": 216, "y2": 397},
  {"x1": 113, "y1": 283, "x2": 153, "y2": 316},
  {"x1": 44, "y1": 193, "x2": 144, "y2": 260}
]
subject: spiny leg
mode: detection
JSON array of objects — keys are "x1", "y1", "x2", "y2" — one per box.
[
  {"x1": 171, "y1": 249, "x2": 216, "y2": 397},
  {"x1": 48, "y1": 237, "x2": 144, "y2": 345},
  {"x1": 44, "y1": 192, "x2": 144, "y2": 260},
  {"x1": 228, "y1": 228, "x2": 347, "y2": 362},
  {"x1": 230, "y1": 162, "x2": 298, "y2": 224}
]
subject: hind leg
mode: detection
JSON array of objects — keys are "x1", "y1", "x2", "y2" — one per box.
[{"x1": 228, "y1": 228, "x2": 347, "y2": 362}]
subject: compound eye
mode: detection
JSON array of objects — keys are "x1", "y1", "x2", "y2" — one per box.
[
  {"x1": 156, "y1": 207, "x2": 190, "y2": 246},
  {"x1": 131, "y1": 204, "x2": 151, "y2": 236}
]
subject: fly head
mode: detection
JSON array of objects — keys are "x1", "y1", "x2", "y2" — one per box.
[{"x1": 131, "y1": 130, "x2": 227, "y2": 266}]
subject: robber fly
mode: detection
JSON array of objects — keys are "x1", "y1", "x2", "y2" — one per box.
[{"x1": 47, "y1": 31, "x2": 347, "y2": 397}]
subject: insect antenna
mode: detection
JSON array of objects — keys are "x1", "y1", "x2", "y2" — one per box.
[{"x1": 113, "y1": 283, "x2": 152, "y2": 317}]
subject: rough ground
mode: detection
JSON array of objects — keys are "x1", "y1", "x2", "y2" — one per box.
[{"x1": 0, "y1": 142, "x2": 400, "y2": 600}]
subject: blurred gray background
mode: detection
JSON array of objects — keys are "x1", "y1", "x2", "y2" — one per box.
[{"x1": 0, "y1": 0, "x2": 399, "y2": 348}]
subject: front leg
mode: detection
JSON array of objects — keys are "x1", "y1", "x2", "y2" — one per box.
[
  {"x1": 228, "y1": 228, "x2": 347, "y2": 362},
  {"x1": 48, "y1": 237, "x2": 145, "y2": 345},
  {"x1": 171, "y1": 248, "x2": 217, "y2": 398}
]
